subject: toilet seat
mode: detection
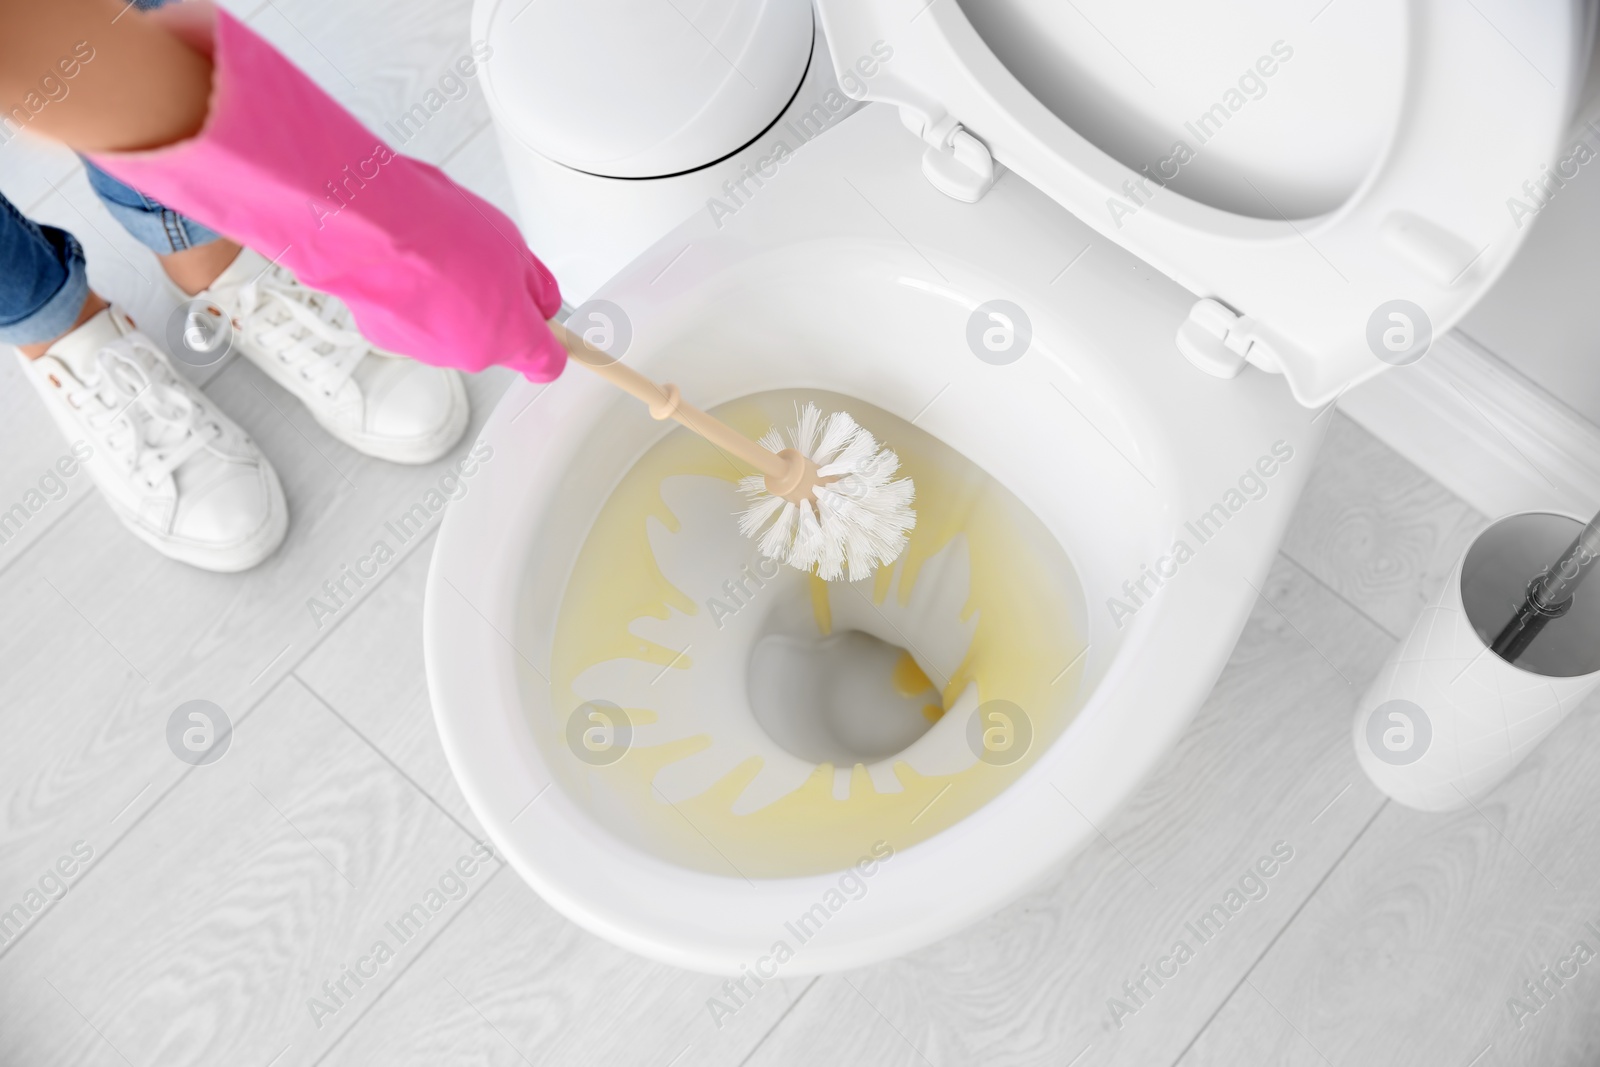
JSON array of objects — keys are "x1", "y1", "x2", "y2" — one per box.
[{"x1": 814, "y1": 0, "x2": 1589, "y2": 405}]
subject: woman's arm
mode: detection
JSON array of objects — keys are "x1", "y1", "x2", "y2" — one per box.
[
  {"x1": 0, "y1": 0, "x2": 211, "y2": 151},
  {"x1": 6, "y1": 0, "x2": 567, "y2": 380}
]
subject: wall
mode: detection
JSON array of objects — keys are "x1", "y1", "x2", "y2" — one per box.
[{"x1": 1455, "y1": 57, "x2": 1600, "y2": 428}]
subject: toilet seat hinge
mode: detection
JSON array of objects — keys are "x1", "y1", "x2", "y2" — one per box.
[
  {"x1": 1176, "y1": 298, "x2": 1283, "y2": 379},
  {"x1": 900, "y1": 106, "x2": 996, "y2": 204}
]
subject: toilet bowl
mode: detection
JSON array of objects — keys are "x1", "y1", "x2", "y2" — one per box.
[
  {"x1": 424, "y1": 107, "x2": 1320, "y2": 972},
  {"x1": 430, "y1": 0, "x2": 1591, "y2": 972}
]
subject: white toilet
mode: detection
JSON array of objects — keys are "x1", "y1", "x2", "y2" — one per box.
[{"x1": 427, "y1": 0, "x2": 1590, "y2": 973}]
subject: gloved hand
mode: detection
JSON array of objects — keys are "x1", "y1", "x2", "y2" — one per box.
[{"x1": 91, "y1": 5, "x2": 566, "y2": 381}]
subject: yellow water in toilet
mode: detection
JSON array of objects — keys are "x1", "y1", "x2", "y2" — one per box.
[
  {"x1": 891, "y1": 650, "x2": 936, "y2": 699},
  {"x1": 546, "y1": 389, "x2": 1086, "y2": 878}
]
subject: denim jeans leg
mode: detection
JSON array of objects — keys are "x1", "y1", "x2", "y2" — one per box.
[
  {"x1": 0, "y1": 192, "x2": 90, "y2": 346},
  {"x1": 82, "y1": 158, "x2": 222, "y2": 255}
]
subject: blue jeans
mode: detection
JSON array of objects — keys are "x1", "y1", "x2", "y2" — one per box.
[{"x1": 0, "y1": 0, "x2": 218, "y2": 345}]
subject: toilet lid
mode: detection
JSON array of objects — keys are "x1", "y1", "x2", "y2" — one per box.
[{"x1": 813, "y1": 0, "x2": 1590, "y2": 406}]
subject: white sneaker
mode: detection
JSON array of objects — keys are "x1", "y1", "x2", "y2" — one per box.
[
  {"x1": 17, "y1": 307, "x2": 288, "y2": 572},
  {"x1": 203, "y1": 249, "x2": 470, "y2": 465}
]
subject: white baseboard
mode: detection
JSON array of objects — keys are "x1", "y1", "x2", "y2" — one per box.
[{"x1": 1339, "y1": 330, "x2": 1600, "y2": 520}]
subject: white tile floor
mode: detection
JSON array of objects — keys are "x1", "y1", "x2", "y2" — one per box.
[{"x1": 3, "y1": 3, "x2": 1600, "y2": 1065}]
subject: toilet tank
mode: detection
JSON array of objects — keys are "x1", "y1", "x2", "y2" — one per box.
[{"x1": 473, "y1": 0, "x2": 849, "y2": 302}]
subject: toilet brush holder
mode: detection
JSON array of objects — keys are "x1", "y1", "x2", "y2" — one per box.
[{"x1": 1353, "y1": 511, "x2": 1600, "y2": 811}]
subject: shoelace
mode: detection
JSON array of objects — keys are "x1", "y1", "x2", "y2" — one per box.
[
  {"x1": 76, "y1": 339, "x2": 219, "y2": 490},
  {"x1": 237, "y1": 266, "x2": 370, "y2": 398}
]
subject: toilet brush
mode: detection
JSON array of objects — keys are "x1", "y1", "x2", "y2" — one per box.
[
  {"x1": 1489, "y1": 505, "x2": 1600, "y2": 662},
  {"x1": 551, "y1": 321, "x2": 915, "y2": 581}
]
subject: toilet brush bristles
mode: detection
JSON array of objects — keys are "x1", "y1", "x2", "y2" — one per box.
[{"x1": 737, "y1": 403, "x2": 916, "y2": 581}]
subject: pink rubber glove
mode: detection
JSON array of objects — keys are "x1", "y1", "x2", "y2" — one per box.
[{"x1": 91, "y1": 6, "x2": 565, "y2": 381}]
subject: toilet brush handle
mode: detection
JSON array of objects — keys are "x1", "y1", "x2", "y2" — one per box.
[
  {"x1": 1489, "y1": 504, "x2": 1600, "y2": 661},
  {"x1": 551, "y1": 320, "x2": 792, "y2": 482}
]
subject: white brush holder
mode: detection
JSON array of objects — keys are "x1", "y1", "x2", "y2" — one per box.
[{"x1": 1354, "y1": 511, "x2": 1600, "y2": 811}]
